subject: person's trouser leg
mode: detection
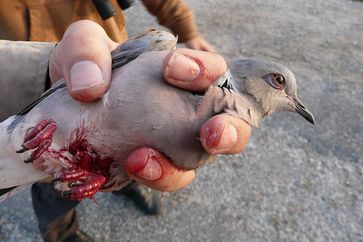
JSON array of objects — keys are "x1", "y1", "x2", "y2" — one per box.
[{"x1": 31, "y1": 183, "x2": 80, "y2": 242}]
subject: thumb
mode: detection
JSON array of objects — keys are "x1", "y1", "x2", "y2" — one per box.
[
  {"x1": 124, "y1": 147, "x2": 195, "y2": 192},
  {"x1": 49, "y1": 20, "x2": 119, "y2": 102}
]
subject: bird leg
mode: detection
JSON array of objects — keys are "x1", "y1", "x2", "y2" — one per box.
[
  {"x1": 15, "y1": 120, "x2": 112, "y2": 200},
  {"x1": 53, "y1": 146, "x2": 109, "y2": 200},
  {"x1": 16, "y1": 119, "x2": 57, "y2": 163}
]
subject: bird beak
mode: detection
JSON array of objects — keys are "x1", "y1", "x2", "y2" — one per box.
[{"x1": 293, "y1": 97, "x2": 315, "y2": 124}]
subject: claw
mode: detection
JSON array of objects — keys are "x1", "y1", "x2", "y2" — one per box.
[
  {"x1": 24, "y1": 157, "x2": 34, "y2": 163},
  {"x1": 69, "y1": 181, "x2": 84, "y2": 187},
  {"x1": 16, "y1": 146, "x2": 28, "y2": 153}
]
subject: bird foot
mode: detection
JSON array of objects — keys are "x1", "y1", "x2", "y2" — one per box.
[
  {"x1": 16, "y1": 119, "x2": 57, "y2": 163},
  {"x1": 16, "y1": 120, "x2": 112, "y2": 200},
  {"x1": 55, "y1": 167, "x2": 106, "y2": 200}
]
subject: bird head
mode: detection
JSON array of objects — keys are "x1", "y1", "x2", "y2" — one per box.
[{"x1": 229, "y1": 59, "x2": 315, "y2": 124}]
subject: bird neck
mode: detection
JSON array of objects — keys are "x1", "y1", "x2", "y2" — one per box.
[
  {"x1": 198, "y1": 86, "x2": 264, "y2": 127},
  {"x1": 242, "y1": 77, "x2": 275, "y2": 120}
]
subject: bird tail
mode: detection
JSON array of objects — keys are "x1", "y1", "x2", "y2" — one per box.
[{"x1": 0, "y1": 116, "x2": 48, "y2": 191}]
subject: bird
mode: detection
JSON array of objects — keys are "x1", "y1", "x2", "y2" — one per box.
[{"x1": 0, "y1": 30, "x2": 315, "y2": 202}]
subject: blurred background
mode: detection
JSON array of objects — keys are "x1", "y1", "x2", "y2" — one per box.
[{"x1": 0, "y1": 0, "x2": 362, "y2": 241}]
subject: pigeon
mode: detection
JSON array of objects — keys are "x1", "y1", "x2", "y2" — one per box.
[{"x1": 0, "y1": 30, "x2": 315, "y2": 202}]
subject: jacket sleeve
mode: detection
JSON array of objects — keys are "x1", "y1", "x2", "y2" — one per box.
[
  {"x1": 141, "y1": 0, "x2": 198, "y2": 43},
  {"x1": 0, "y1": 40, "x2": 55, "y2": 121}
]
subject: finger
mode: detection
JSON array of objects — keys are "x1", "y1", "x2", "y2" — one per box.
[
  {"x1": 49, "y1": 20, "x2": 118, "y2": 102},
  {"x1": 188, "y1": 40, "x2": 215, "y2": 52},
  {"x1": 124, "y1": 147, "x2": 195, "y2": 192},
  {"x1": 200, "y1": 42, "x2": 216, "y2": 52},
  {"x1": 200, "y1": 114, "x2": 251, "y2": 154},
  {"x1": 162, "y1": 48, "x2": 227, "y2": 92}
]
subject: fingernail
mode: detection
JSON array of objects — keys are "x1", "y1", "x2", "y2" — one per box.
[
  {"x1": 204, "y1": 122, "x2": 238, "y2": 151},
  {"x1": 134, "y1": 157, "x2": 162, "y2": 182},
  {"x1": 70, "y1": 61, "x2": 104, "y2": 92},
  {"x1": 125, "y1": 148, "x2": 163, "y2": 182},
  {"x1": 165, "y1": 52, "x2": 200, "y2": 82}
]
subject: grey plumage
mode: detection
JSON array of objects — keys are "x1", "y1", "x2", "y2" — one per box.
[{"x1": 0, "y1": 30, "x2": 314, "y2": 201}]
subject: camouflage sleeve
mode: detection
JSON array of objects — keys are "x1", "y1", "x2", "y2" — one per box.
[{"x1": 0, "y1": 40, "x2": 55, "y2": 120}]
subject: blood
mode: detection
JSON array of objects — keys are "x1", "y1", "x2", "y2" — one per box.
[
  {"x1": 67, "y1": 129, "x2": 114, "y2": 178},
  {"x1": 20, "y1": 120, "x2": 117, "y2": 200},
  {"x1": 58, "y1": 127, "x2": 119, "y2": 199}
]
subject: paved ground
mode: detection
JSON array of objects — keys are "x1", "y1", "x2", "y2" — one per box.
[{"x1": 0, "y1": 0, "x2": 362, "y2": 241}]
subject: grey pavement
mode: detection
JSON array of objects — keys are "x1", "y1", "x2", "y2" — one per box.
[{"x1": 0, "y1": 0, "x2": 362, "y2": 241}]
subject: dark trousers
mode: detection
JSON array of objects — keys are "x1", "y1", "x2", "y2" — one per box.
[{"x1": 31, "y1": 183, "x2": 80, "y2": 242}]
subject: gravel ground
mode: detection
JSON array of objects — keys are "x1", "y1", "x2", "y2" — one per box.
[{"x1": 0, "y1": 0, "x2": 362, "y2": 241}]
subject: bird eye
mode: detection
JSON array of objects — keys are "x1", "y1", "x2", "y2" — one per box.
[
  {"x1": 274, "y1": 75, "x2": 285, "y2": 85},
  {"x1": 262, "y1": 73, "x2": 285, "y2": 90}
]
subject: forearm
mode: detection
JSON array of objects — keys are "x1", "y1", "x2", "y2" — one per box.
[
  {"x1": 0, "y1": 40, "x2": 55, "y2": 120},
  {"x1": 142, "y1": 0, "x2": 198, "y2": 42}
]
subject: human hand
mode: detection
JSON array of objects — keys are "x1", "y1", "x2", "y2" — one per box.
[
  {"x1": 185, "y1": 35, "x2": 215, "y2": 52},
  {"x1": 125, "y1": 48, "x2": 251, "y2": 191},
  {"x1": 49, "y1": 20, "x2": 250, "y2": 192}
]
